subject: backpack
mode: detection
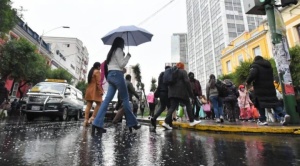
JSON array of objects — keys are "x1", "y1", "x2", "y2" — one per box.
[
  {"x1": 163, "y1": 66, "x2": 178, "y2": 85},
  {"x1": 215, "y1": 79, "x2": 229, "y2": 97},
  {"x1": 100, "y1": 60, "x2": 108, "y2": 89}
]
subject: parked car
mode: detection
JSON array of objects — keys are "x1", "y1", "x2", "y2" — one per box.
[{"x1": 23, "y1": 79, "x2": 84, "y2": 121}]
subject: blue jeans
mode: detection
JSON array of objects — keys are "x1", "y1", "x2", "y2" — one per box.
[
  {"x1": 93, "y1": 70, "x2": 138, "y2": 128},
  {"x1": 209, "y1": 96, "x2": 223, "y2": 118}
]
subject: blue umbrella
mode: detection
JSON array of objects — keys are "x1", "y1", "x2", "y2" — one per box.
[{"x1": 101, "y1": 25, "x2": 153, "y2": 51}]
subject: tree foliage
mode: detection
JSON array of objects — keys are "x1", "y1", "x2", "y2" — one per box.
[
  {"x1": 132, "y1": 64, "x2": 147, "y2": 105},
  {"x1": 0, "y1": 0, "x2": 17, "y2": 34},
  {"x1": 0, "y1": 38, "x2": 48, "y2": 82},
  {"x1": 46, "y1": 68, "x2": 73, "y2": 84},
  {"x1": 76, "y1": 80, "x2": 87, "y2": 97},
  {"x1": 150, "y1": 77, "x2": 157, "y2": 92},
  {"x1": 234, "y1": 60, "x2": 253, "y2": 86},
  {"x1": 289, "y1": 45, "x2": 300, "y2": 86},
  {"x1": 0, "y1": 38, "x2": 49, "y2": 97}
]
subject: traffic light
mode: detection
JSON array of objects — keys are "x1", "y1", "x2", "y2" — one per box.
[{"x1": 281, "y1": 0, "x2": 298, "y2": 7}]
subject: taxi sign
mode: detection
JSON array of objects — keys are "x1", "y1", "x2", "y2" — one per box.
[{"x1": 45, "y1": 79, "x2": 67, "y2": 83}]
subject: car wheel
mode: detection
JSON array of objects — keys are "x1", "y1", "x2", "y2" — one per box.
[
  {"x1": 26, "y1": 113, "x2": 34, "y2": 121},
  {"x1": 59, "y1": 108, "x2": 68, "y2": 121},
  {"x1": 75, "y1": 110, "x2": 80, "y2": 121}
]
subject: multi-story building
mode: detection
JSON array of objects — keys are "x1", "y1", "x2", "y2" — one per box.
[
  {"x1": 186, "y1": 0, "x2": 263, "y2": 88},
  {"x1": 171, "y1": 33, "x2": 188, "y2": 71},
  {"x1": 42, "y1": 37, "x2": 89, "y2": 85},
  {"x1": 221, "y1": 4, "x2": 300, "y2": 75}
]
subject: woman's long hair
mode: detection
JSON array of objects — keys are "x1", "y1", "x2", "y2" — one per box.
[
  {"x1": 106, "y1": 37, "x2": 125, "y2": 64},
  {"x1": 87, "y1": 62, "x2": 101, "y2": 84},
  {"x1": 209, "y1": 74, "x2": 216, "y2": 89}
]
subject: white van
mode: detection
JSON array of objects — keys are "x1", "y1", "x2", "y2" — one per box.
[{"x1": 23, "y1": 79, "x2": 84, "y2": 121}]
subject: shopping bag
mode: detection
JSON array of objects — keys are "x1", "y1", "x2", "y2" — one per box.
[
  {"x1": 177, "y1": 105, "x2": 184, "y2": 117},
  {"x1": 203, "y1": 103, "x2": 211, "y2": 112},
  {"x1": 199, "y1": 106, "x2": 206, "y2": 118},
  {"x1": 251, "y1": 106, "x2": 260, "y2": 119}
]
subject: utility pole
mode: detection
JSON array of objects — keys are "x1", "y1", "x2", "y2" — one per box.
[{"x1": 244, "y1": 0, "x2": 300, "y2": 124}]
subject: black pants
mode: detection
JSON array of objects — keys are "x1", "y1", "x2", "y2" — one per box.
[
  {"x1": 153, "y1": 92, "x2": 170, "y2": 120},
  {"x1": 165, "y1": 98, "x2": 194, "y2": 126},
  {"x1": 149, "y1": 103, "x2": 156, "y2": 117},
  {"x1": 224, "y1": 101, "x2": 239, "y2": 120}
]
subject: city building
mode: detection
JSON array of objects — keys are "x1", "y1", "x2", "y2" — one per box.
[
  {"x1": 221, "y1": 5, "x2": 300, "y2": 75},
  {"x1": 42, "y1": 36, "x2": 89, "y2": 85},
  {"x1": 171, "y1": 33, "x2": 188, "y2": 71},
  {"x1": 186, "y1": 0, "x2": 263, "y2": 89}
]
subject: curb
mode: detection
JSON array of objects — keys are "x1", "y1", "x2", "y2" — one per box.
[
  {"x1": 137, "y1": 118, "x2": 300, "y2": 134},
  {"x1": 142, "y1": 119, "x2": 300, "y2": 135}
]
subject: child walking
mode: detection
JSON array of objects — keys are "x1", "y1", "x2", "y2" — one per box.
[{"x1": 238, "y1": 85, "x2": 253, "y2": 121}]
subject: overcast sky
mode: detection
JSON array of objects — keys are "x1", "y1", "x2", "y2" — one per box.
[{"x1": 11, "y1": 0, "x2": 187, "y2": 93}]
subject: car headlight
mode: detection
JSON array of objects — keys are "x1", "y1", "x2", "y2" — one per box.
[{"x1": 47, "y1": 97, "x2": 63, "y2": 103}]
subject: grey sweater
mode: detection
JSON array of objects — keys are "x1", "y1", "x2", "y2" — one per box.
[{"x1": 206, "y1": 82, "x2": 219, "y2": 98}]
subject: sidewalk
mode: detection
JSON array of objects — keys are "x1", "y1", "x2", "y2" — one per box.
[{"x1": 137, "y1": 117, "x2": 300, "y2": 135}]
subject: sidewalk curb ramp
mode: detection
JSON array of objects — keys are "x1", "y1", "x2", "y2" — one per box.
[{"x1": 154, "y1": 121, "x2": 300, "y2": 135}]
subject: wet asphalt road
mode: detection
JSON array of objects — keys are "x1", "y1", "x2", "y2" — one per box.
[{"x1": 0, "y1": 117, "x2": 300, "y2": 166}]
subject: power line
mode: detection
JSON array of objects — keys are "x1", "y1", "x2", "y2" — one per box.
[{"x1": 138, "y1": 0, "x2": 176, "y2": 26}]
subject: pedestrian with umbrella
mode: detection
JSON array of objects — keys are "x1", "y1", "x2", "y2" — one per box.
[{"x1": 92, "y1": 37, "x2": 141, "y2": 134}]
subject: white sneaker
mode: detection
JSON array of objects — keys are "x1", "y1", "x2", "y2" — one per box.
[
  {"x1": 281, "y1": 115, "x2": 290, "y2": 126},
  {"x1": 215, "y1": 118, "x2": 221, "y2": 123},
  {"x1": 162, "y1": 122, "x2": 173, "y2": 130},
  {"x1": 189, "y1": 120, "x2": 201, "y2": 126},
  {"x1": 257, "y1": 121, "x2": 268, "y2": 126}
]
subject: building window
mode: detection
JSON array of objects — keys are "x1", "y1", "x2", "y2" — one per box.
[
  {"x1": 226, "y1": 60, "x2": 232, "y2": 73},
  {"x1": 253, "y1": 46, "x2": 262, "y2": 56},
  {"x1": 238, "y1": 55, "x2": 243, "y2": 65},
  {"x1": 11, "y1": 83, "x2": 19, "y2": 97}
]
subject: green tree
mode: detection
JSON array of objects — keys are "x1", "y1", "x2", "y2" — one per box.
[
  {"x1": 0, "y1": 0, "x2": 17, "y2": 35},
  {"x1": 150, "y1": 77, "x2": 157, "y2": 92},
  {"x1": 132, "y1": 64, "x2": 147, "y2": 105},
  {"x1": 233, "y1": 60, "x2": 253, "y2": 86},
  {"x1": 289, "y1": 45, "x2": 300, "y2": 86},
  {"x1": 46, "y1": 68, "x2": 73, "y2": 84},
  {"x1": 76, "y1": 80, "x2": 87, "y2": 97},
  {"x1": 218, "y1": 73, "x2": 235, "y2": 81},
  {"x1": 0, "y1": 38, "x2": 49, "y2": 98}
]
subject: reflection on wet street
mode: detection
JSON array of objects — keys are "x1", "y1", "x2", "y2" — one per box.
[{"x1": 0, "y1": 118, "x2": 299, "y2": 166}]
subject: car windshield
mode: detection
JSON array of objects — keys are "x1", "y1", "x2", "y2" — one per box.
[{"x1": 30, "y1": 82, "x2": 66, "y2": 94}]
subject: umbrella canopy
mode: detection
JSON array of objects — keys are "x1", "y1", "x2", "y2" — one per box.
[{"x1": 101, "y1": 25, "x2": 153, "y2": 46}]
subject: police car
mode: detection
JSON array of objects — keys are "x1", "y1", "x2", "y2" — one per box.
[{"x1": 23, "y1": 79, "x2": 84, "y2": 121}]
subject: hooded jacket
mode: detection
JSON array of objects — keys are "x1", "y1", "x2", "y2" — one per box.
[
  {"x1": 246, "y1": 57, "x2": 279, "y2": 108},
  {"x1": 168, "y1": 69, "x2": 193, "y2": 101}
]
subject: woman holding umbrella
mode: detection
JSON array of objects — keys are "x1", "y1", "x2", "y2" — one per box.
[{"x1": 92, "y1": 37, "x2": 141, "y2": 135}]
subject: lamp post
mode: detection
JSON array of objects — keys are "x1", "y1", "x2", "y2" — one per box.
[{"x1": 38, "y1": 26, "x2": 70, "y2": 53}]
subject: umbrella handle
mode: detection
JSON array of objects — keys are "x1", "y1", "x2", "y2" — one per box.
[{"x1": 127, "y1": 32, "x2": 129, "y2": 53}]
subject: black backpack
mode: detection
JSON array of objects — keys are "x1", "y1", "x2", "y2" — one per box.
[
  {"x1": 163, "y1": 66, "x2": 178, "y2": 85},
  {"x1": 215, "y1": 79, "x2": 229, "y2": 97}
]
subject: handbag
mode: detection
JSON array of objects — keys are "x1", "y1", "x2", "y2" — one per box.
[
  {"x1": 177, "y1": 105, "x2": 184, "y2": 117},
  {"x1": 203, "y1": 103, "x2": 211, "y2": 112},
  {"x1": 199, "y1": 106, "x2": 206, "y2": 118},
  {"x1": 251, "y1": 106, "x2": 260, "y2": 119}
]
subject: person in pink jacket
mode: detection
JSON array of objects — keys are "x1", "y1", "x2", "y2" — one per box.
[{"x1": 238, "y1": 84, "x2": 253, "y2": 121}]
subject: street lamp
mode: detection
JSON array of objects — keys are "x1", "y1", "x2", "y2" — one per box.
[{"x1": 38, "y1": 26, "x2": 70, "y2": 53}]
